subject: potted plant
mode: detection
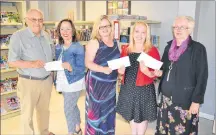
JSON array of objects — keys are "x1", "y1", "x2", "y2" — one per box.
[{"x1": 7, "y1": 12, "x2": 20, "y2": 23}]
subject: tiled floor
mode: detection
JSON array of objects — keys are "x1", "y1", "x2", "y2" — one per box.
[{"x1": 1, "y1": 88, "x2": 214, "y2": 135}]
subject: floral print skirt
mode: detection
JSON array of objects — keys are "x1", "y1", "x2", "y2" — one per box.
[{"x1": 155, "y1": 95, "x2": 199, "y2": 135}]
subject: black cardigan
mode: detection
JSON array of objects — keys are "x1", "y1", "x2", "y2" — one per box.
[{"x1": 158, "y1": 38, "x2": 208, "y2": 109}]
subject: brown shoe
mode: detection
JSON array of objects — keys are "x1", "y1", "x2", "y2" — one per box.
[{"x1": 49, "y1": 132, "x2": 55, "y2": 135}]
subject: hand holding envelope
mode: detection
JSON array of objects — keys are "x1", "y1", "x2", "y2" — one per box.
[
  {"x1": 118, "y1": 65, "x2": 126, "y2": 74},
  {"x1": 103, "y1": 67, "x2": 113, "y2": 75},
  {"x1": 137, "y1": 52, "x2": 163, "y2": 70},
  {"x1": 107, "y1": 56, "x2": 130, "y2": 70},
  {"x1": 44, "y1": 61, "x2": 64, "y2": 71}
]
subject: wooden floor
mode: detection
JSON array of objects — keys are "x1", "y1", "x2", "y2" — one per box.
[{"x1": 1, "y1": 88, "x2": 214, "y2": 135}]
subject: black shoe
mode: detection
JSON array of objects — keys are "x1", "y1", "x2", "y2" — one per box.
[{"x1": 74, "y1": 129, "x2": 82, "y2": 135}]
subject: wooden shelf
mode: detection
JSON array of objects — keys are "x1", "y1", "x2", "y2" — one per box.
[
  {"x1": 1, "y1": 68, "x2": 17, "y2": 73},
  {"x1": 129, "y1": 20, "x2": 161, "y2": 24},
  {"x1": 74, "y1": 21, "x2": 94, "y2": 26},
  {"x1": 1, "y1": 23, "x2": 23, "y2": 26},
  {"x1": 1, "y1": 90, "x2": 17, "y2": 96},
  {"x1": 43, "y1": 21, "x2": 94, "y2": 26},
  {"x1": 118, "y1": 19, "x2": 161, "y2": 24},
  {"x1": 1, "y1": 109, "x2": 20, "y2": 120},
  {"x1": 1, "y1": 46, "x2": 9, "y2": 50},
  {"x1": 0, "y1": 1, "x2": 23, "y2": 3},
  {"x1": 43, "y1": 21, "x2": 57, "y2": 25},
  {"x1": 139, "y1": 20, "x2": 161, "y2": 24}
]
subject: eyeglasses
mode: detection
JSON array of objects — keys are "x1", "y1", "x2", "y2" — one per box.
[
  {"x1": 60, "y1": 28, "x2": 73, "y2": 32},
  {"x1": 172, "y1": 26, "x2": 189, "y2": 30},
  {"x1": 99, "y1": 25, "x2": 111, "y2": 30},
  {"x1": 27, "y1": 18, "x2": 43, "y2": 23}
]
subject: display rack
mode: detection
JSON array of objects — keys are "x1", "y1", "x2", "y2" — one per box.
[
  {"x1": 0, "y1": 0, "x2": 26, "y2": 120},
  {"x1": 1, "y1": 49, "x2": 20, "y2": 120},
  {"x1": 43, "y1": 21, "x2": 94, "y2": 46},
  {"x1": 44, "y1": 21, "x2": 94, "y2": 26},
  {"x1": 116, "y1": 19, "x2": 161, "y2": 50}
]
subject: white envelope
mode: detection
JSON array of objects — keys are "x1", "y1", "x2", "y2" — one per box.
[
  {"x1": 137, "y1": 52, "x2": 163, "y2": 70},
  {"x1": 44, "y1": 61, "x2": 64, "y2": 71},
  {"x1": 107, "y1": 56, "x2": 130, "y2": 70}
]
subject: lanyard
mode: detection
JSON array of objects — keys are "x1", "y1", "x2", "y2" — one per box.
[{"x1": 167, "y1": 61, "x2": 174, "y2": 82}]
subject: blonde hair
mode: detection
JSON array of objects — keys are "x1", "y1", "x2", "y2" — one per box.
[
  {"x1": 91, "y1": 15, "x2": 113, "y2": 41},
  {"x1": 173, "y1": 16, "x2": 195, "y2": 33},
  {"x1": 128, "y1": 21, "x2": 152, "y2": 53}
]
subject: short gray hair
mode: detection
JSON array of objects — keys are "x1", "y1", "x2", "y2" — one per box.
[
  {"x1": 173, "y1": 16, "x2": 195, "y2": 33},
  {"x1": 26, "y1": 9, "x2": 44, "y2": 18}
]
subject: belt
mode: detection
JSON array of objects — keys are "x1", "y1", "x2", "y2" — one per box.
[{"x1": 19, "y1": 74, "x2": 50, "y2": 80}]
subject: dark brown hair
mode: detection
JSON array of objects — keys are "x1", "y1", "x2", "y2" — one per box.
[{"x1": 56, "y1": 19, "x2": 78, "y2": 44}]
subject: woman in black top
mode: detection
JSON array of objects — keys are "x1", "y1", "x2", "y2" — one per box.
[{"x1": 154, "y1": 16, "x2": 208, "y2": 135}]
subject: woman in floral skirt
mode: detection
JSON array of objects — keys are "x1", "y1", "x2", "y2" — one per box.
[{"x1": 154, "y1": 16, "x2": 208, "y2": 135}]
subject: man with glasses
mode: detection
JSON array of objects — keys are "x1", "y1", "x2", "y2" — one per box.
[{"x1": 8, "y1": 9, "x2": 54, "y2": 135}]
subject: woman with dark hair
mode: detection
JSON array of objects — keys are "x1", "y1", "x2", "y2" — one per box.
[{"x1": 55, "y1": 19, "x2": 85, "y2": 135}]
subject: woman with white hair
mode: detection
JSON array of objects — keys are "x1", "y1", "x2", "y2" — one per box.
[{"x1": 154, "y1": 16, "x2": 208, "y2": 135}]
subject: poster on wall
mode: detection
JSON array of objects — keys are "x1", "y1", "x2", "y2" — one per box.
[
  {"x1": 107, "y1": 1, "x2": 130, "y2": 15},
  {"x1": 6, "y1": 96, "x2": 20, "y2": 110}
]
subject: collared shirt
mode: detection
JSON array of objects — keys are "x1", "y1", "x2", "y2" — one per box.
[{"x1": 8, "y1": 27, "x2": 53, "y2": 78}]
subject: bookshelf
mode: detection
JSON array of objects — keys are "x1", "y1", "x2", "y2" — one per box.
[
  {"x1": 43, "y1": 20, "x2": 94, "y2": 46},
  {"x1": 0, "y1": 0, "x2": 26, "y2": 120},
  {"x1": 116, "y1": 19, "x2": 161, "y2": 48}
]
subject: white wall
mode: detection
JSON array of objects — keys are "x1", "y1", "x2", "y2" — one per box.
[
  {"x1": 195, "y1": 1, "x2": 215, "y2": 119},
  {"x1": 38, "y1": 1, "x2": 50, "y2": 21},
  {"x1": 85, "y1": 1, "x2": 106, "y2": 21},
  {"x1": 131, "y1": 1, "x2": 178, "y2": 54},
  {"x1": 30, "y1": 1, "x2": 38, "y2": 9},
  {"x1": 131, "y1": 1, "x2": 198, "y2": 54},
  {"x1": 178, "y1": 1, "x2": 196, "y2": 17},
  {"x1": 49, "y1": 1, "x2": 77, "y2": 21},
  {"x1": 177, "y1": 1, "x2": 197, "y2": 38}
]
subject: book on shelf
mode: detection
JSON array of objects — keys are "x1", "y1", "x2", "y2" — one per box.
[
  {"x1": 0, "y1": 101, "x2": 7, "y2": 115},
  {"x1": 78, "y1": 28, "x2": 92, "y2": 41},
  {"x1": 0, "y1": 60, "x2": 8, "y2": 69},
  {"x1": 151, "y1": 35, "x2": 160, "y2": 48},
  {"x1": 0, "y1": 77, "x2": 18, "y2": 93},
  {"x1": 44, "y1": 27, "x2": 93, "y2": 45},
  {"x1": 0, "y1": 107, "x2": 7, "y2": 115},
  {"x1": 108, "y1": 15, "x2": 147, "y2": 21},
  {"x1": 0, "y1": 34, "x2": 11, "y2": 49},
  {"x1": 6, "y1": 96, "x2": 20, "y2": 111}
]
